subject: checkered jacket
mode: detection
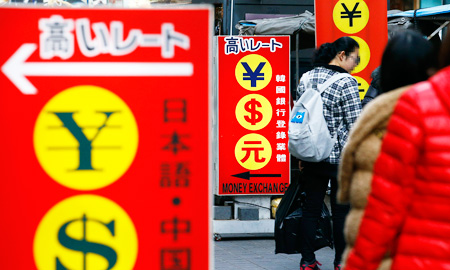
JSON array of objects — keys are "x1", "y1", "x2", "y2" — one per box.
[{"x1": 296, "y1": 66, "x2": 362, "y2": 164}]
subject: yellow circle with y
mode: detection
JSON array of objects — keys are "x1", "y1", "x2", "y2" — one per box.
[
  {"x1": 350, "y1": 36, "x2": 371, "y2": 74},
  {"x1": 34, "y1": 85, "x2": 139, "y2": 191},
  {"x1": 34, "y1": 194, "x2": 138, "y2": 270},
  {"x1": 235, "y1": 133, "x2": 272, "y2": 170},
  {"x1": 353, "y1": 76, "x2": 370, "y2": 100},
  {"x1": 236, "y1": 94, "x2": 273, "y2": 131},
  {"x1": 333, "y1": 0, "x2": 369, "y2": 34},
  {"x1": 235, "y1": 54, "x2": 272, "y2": 91}
]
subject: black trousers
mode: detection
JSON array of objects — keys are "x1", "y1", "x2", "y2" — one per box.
[{"x1": 300, "y1": 161, "x2": 349, "y2": 264}]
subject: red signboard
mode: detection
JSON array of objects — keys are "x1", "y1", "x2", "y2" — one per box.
[
  {"x1": 0, "y1": 6, "x2": 212, "y2": 270},
  {"x1": 315, "y1": 0, "x2": 388, "y2": 99},
  {"x1": 217, "y1": 36, "x2": 290, "y2": 195}
]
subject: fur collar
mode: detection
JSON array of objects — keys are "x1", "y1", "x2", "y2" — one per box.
[{"x1": 338, "y1": 86, "x2": 410, "y2": 203}]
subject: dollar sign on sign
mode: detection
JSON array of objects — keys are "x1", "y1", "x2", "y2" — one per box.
[
  {"x1": 244, "y1": 98, "x2": 263, "y2": 125},
  {"x1": 56, "y1": 214, "x2": 117, "y2": 270}
]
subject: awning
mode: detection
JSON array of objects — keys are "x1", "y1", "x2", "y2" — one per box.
[
  {"x1": 388, "y1": 4, "x2": 450, "y2": 20},
  {"x1": 236, "y1": 10, "x2": 315, "y2": 36}
]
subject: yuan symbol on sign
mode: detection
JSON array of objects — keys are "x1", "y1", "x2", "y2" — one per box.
[
  {"x1": 244, "y1": 98, "x2": 263, "y2": 125},
  {"x1": 240, "y1": 141, "x2": 266, "y2": 163},
  {"x1": 241, "y1": 62, "x2": 265, "y2": 87},
  {"x1": 340, "y1": 3, "x2": 362, "y2": 27}
]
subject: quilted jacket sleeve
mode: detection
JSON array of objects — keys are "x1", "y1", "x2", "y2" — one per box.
[{"x1": 344, "y1": 89, "x2": 423, "y2": 270}]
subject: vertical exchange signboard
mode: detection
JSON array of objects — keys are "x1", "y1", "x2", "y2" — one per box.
[
  {"x1": 217, "y1": 36, "x2": 290, "y2": 195},
  {"x1": 0, "y1": 6, "x2": 212, "y2": 270},
  {"x1": 315, "y1": 0, "x2": 388, "y2": 100}
]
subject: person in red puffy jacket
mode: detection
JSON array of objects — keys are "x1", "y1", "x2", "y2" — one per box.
[{"x1": 343, "y1": 33, "x2": 450, "y2": 270}]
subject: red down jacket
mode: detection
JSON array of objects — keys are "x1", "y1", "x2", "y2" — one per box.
[{"x1": 344, "y1": 66, "x2": 450, "y2": 270}]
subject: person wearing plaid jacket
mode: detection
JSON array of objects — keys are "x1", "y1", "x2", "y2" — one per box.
[{"x1": 295, "y1": 37, "x2": 362, "y2": 270}]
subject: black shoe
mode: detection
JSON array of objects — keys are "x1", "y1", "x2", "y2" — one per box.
[{"x1": 300, "y1": 259, "x2": 322, "y2": 270}]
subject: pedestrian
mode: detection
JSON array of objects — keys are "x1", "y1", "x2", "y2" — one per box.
[
  {"x1": 337, "y1": 30, "x2": 439, "y2": 270},
  {"x1": 361, "y1": 66, "x2": 380, "y2": 108},
  {"x1": 295, "y1": 36, "x2": 362, "y2": 270},
  {"x1": 341, "y1": 31, "x2": 450, "y2": 270}
]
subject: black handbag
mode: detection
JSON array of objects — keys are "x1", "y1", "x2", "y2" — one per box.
[{"x1": 274, "y1": 174, "x2": 333, "y2": 254}]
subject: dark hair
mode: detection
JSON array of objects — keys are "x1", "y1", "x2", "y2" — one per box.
[
  {"x1": 439, "y1": 32, "x2": 450, "y2": 69},
  {"x1": 380, "y1": 30, "x2": 439, "y2": 93},
  {"x1": 313, "y1": 36, "x2": 359, "y2": 66}
]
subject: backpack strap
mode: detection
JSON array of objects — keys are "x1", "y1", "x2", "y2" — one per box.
[
  {"x1": 300, "y1": 71, "x2": 312, "y2": 90},
  {"x1": 318, "y1": 73, "x2": 353, "y2": 94}
]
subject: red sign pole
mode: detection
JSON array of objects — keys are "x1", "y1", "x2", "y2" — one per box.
[
  {"x1": 217, "y1": 36, "x2": 291, "y2": 196},
  {"x1": 0, "y1": 6, "x2": 212, "y2": 269},
  {"x1": 315, "y1": 0, "x2": 388, "y2": 99}
]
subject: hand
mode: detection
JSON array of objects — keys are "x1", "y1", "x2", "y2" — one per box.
[{"x1": 299, "y1": 160, "x2": 304, "y2": 171}]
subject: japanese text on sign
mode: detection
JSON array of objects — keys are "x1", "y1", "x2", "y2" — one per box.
[
  {"x1": 40, "y1": 15, "x2": 189, "y2": 59},
  {"x1": 218, "y1": 36, "x2": 290, "y2": 195},
  {"x1": 0, "y1": 7, "x2": 211, "y2": 269},
  {"x1": 224, "y1": 36, "x2": 283, "y2": 55}
]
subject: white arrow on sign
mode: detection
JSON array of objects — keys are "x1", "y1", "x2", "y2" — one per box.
[{"x1": 1, "y1": 43, "x2": 194, "y2": 95}]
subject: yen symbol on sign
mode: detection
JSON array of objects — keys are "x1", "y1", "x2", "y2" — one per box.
[
  {"x1": 241, "y1": 62, "x2": 266, "y2": 87},
  {"x1": 340, "y1": 3, "x2": 362, "y2": 27}
]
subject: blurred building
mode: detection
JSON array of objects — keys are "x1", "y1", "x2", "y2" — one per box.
[{"x1": 390, "y1": 0, "x2": 450, "y2": 10}]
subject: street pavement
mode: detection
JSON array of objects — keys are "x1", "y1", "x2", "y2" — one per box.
[{"x1": 214, "y1": 237, "x2": 336, "y2": 270}]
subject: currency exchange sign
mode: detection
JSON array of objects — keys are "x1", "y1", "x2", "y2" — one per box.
[
  {"x1": 217, "y1": 36, "x2": 290, "y2": 195},
  {"x1": 315, "y1": 0, "x2": 388, "y2": 100},
  {"x1": 0, "y1": 6, "x2": 212, "y2": 270}
]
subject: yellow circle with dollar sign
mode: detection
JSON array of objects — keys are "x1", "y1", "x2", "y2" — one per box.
[
  {"x1": 34, "y1": 195, "x2": 138, "y2": 270},
  {"x1": 235, "y1": 94, "x2": 273, "y2": 131}
]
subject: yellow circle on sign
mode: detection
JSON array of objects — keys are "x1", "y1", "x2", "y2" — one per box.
[
  {"x1": 333, "y1": 0, "x2": 369, "y2": 34},
  {"x1": 235, "y1": 54, "x2": 272, "y2": 91},
  {"x1": 34, "y1": 195, "x2": 138, "y2": 270},
  {"x1": 236, "y1": 94, "x2": 273, "y2": 131},
  {"x1": 235, "y1": 133, "x2": 272, "y2": 170},
  {"x1": 350, "y1": 36, "x2": 370, "y2": 74},
  {"x1": 34, "y1": 85, "x2": 139, "y2": 191},
  {"x1": 353, "y1": 76, "x2": 370, "y2": 100}
]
